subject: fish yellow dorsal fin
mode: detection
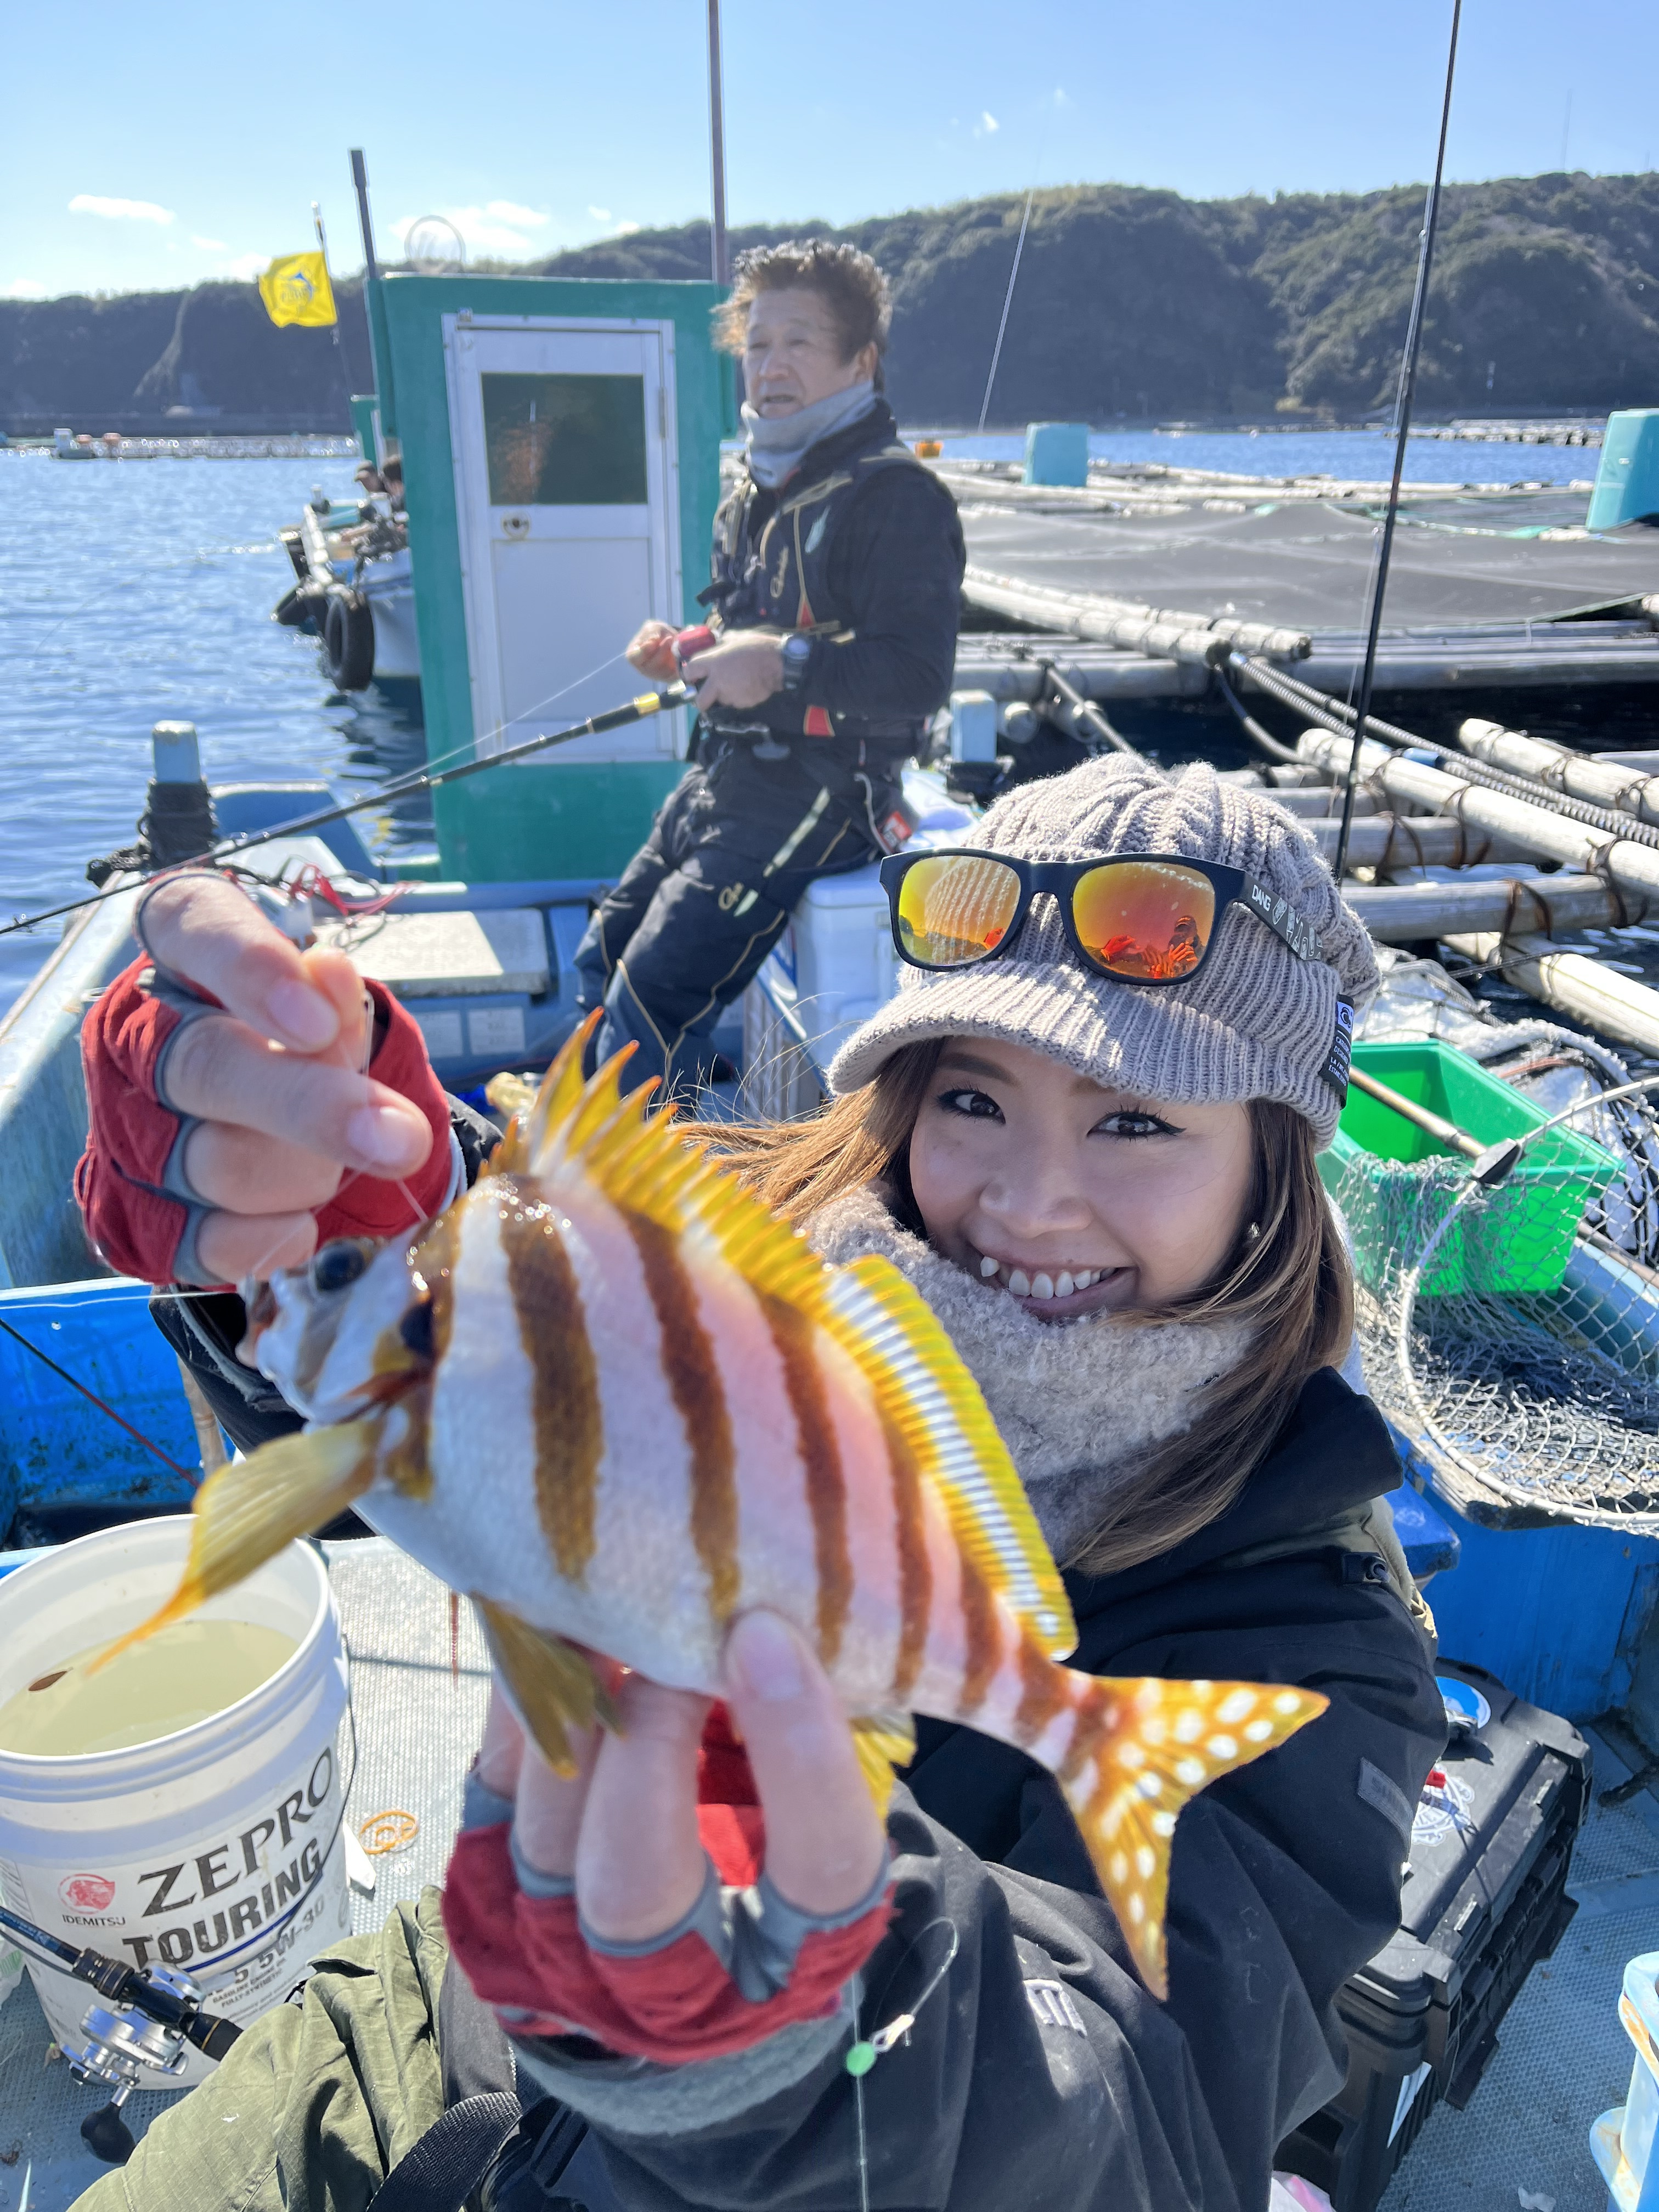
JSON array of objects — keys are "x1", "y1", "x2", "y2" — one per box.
[
  {"x1": 823, "y1": 1256, "x2": 1076, "y2": 1658},
  {"x1": 520, "y1": 1014, "x2": 835, "y2": 1314}
]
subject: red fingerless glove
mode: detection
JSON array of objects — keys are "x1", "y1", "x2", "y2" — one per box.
[
  {"x1": 75, "y1": 955, "x2": 455, "y2": 1283},
  {"x1": 442, "y1": 1705, "x2": 894, "y2": 2065}
]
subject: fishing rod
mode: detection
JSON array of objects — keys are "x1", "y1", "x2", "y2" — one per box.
[
  {"x1": 0, "y1": 680, "x2": 695, "y2": 944},
  {"x1": 0, "y1": 1899, "x2": 242, "y2": 2161},
  {"x1": 1331, "y1": 0, "x2": 1464, "y2": 883}
]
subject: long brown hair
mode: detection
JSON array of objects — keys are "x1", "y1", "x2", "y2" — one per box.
[{"x1": 709, "y1": 1042, "x2": 1353, "y2": 1577}]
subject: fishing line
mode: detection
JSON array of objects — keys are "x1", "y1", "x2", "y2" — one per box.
[
  {"x1": 0, "y1": 656, "x2": 673, "y2": 942},
  {"x1": 1331, "y1": 0, "x2": 1464, "y2": 882},
  {"x1": 978, "y1": 187, "x2": 1037, "y2": 436},
  {"x1": 0, "y1": 1314, "x2": 195, "y2": 1483},
  {"x1": 846, "y1": 1915, "x2": 961, "y2": 2212}
]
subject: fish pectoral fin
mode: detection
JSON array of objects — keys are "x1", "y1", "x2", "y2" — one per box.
[
  {"x1": 89, "y1": 1419, "x2": 381, "y2": 1674},
  {"x1": 1057, "y1": 1672, "x2": 1328, "y2": 2001},
  {"x1": 850, "y1": 1712, "x2": 917, "y2": 1816},
  {"x1": 475, "y1": 1600, "x2": 623, "y2": 1779}
]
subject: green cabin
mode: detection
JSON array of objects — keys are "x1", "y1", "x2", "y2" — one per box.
[{"x1": 366, "y1": 272, "x2": 736, "y2": 883}]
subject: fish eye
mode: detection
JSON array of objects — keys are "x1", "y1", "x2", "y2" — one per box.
[
  {"x1": 399, "y1": 1300, "x2": 435, "y2": 1362},
  {"x1": 311, "y1": 1240, "x2": 371, "y2": 1295}
]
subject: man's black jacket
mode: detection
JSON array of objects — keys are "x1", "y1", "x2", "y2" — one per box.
[
  {"x1": 568, "y1": 1370, "x2": 1444, "y2": 2212},
  {"x1": 705, "y1": 397, "x2": 965, "y2": 751}
]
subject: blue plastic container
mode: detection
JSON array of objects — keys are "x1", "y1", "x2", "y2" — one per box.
[
  {"x1": 1023, "y1": 422, "x2": 1090, "y2": 487},
  {"x1": 1590, "y1": 1951, "x2": 1659, "y2": 2208},
  {"x1": 1587, "y1": 410, "x2": 1659, "y2": 531},
  {"x1": 1387, "y1": 1424, "x2": 1659, "y2": 1720},
  {"x1": 0, "y1": 1277, "x2": 204, "y2": 1541}
]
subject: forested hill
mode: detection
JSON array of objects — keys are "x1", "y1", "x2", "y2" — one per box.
[{"x1": 6, "y1": 172, "x2": 1658, "y2": 430}]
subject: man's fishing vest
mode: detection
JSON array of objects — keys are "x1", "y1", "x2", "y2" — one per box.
[{"x1": 701, "y1": 409, "x2": 952, "y2": 759}]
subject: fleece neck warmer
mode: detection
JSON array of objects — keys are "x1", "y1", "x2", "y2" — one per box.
[{"x1": 741, "y1": 379, "x2": 878, "y2": 490}]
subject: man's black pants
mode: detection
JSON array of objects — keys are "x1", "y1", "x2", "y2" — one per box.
[{"x1": 573, "y1": 737, "x2": 899, "y2": 1095}]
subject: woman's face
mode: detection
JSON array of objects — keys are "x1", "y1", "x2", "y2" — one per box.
[{"x1": 907, "y1": 1037, "x2": 1256, "y2": 1319}]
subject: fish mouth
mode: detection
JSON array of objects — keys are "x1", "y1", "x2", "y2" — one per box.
[{"x1": 968, "y1": 1246, "x2": 1133, "y2": 1318}]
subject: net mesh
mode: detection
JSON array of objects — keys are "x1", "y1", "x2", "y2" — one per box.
[{"x1": 1329, "y1": 1096, "x2": 1659, "y2": 1529}]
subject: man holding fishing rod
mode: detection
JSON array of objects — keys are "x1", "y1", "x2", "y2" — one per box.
[{"x1": 574, "y1": 236, "x2": 965, "y2": 1094}]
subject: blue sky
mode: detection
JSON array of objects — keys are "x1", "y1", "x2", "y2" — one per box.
[{"x1": 5, "y1": 0, "x2": 1656, "y2": 302}]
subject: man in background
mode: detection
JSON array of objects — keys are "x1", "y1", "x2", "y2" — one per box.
[{"x1": 574, "y1": 239, "x2": 964, "y2": 1094}]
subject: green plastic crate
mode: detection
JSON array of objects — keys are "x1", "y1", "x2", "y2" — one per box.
[{"x1": 1319, "y1": 1039, "x2": 1620, "y2": 1297}]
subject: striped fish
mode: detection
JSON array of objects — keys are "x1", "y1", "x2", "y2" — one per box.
[{"x1": 106, "y1": 1015, "x2": 1326, "y2": 1997}]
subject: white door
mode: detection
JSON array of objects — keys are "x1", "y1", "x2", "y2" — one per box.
[{"x1": 444, "y1": 315, "x2": 685, "y2": 764}]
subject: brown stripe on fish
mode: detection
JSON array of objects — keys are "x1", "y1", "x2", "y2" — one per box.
[
  {"x1": 628, "y1": 1214, "x2": 740, "y2": 1623},
  {"x1": 761, "y1": 1295, "x2": 853, "y2": 1667},
  {"x1": 498, "y1": 1190, "x2": 602, "y2": 1582},
  {"x1": 881, "y1": 1414, "x2": 933, "y2": 1703},
  {"x1": 1012, "y1": 1627, "x2": 1073, "y2": 1751},
  {"x1": 956, "y1": 1548, "x2": 1002, "y2": 1717}
]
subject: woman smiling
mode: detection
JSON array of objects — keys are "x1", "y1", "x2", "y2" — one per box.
[{"x1": 74, "y1": 756, "x2": 1442, "y2": 2212}]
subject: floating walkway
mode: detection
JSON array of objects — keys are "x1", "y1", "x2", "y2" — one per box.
[{"x1": 937, "y1": 459, "x2": 1659, "y2": 699}]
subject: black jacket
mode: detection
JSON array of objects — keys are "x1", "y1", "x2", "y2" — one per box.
[
  {"x1": 549, "y1": 1370, "x2": 1444, "y2": 2212},
  {"x1": 703, "y1": 398, "x2": 965, "y2": 756}
]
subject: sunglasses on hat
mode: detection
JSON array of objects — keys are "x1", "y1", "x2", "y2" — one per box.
[{"x1": 879, "y1": 849, "x2": 1323, "y2": 985}]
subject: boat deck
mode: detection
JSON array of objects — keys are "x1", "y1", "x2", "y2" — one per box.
[{"x1": 3, "y1": 1542, "x2": 1655, "y2": 2212}]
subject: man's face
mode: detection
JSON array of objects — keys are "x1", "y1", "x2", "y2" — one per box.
[{"x1": 741, "y1": 286, "x2": 875, "y2": 417}]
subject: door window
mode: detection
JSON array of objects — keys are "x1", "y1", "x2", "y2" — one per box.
[{"x1": 481, "y1": 373, "x2": 648, "y2": 506}]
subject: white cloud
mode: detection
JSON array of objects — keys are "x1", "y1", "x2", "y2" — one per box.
[
  {"x1": 224, "y1": 251, "x2": 269, "y2": 281},
  {"x1": 70, "y1": 193, "x2": 175, "y2": 225},
  {"x1": 191, "y1": 234, "x2": 229, "y2": 252},
  {"x1": 1053, "y1": 86, "x2": 1071, "y2": 108},
  {"x1": 973, "y1": 111, "x2": 999, "y2": 137},
  {"x1": 588, "y1": 205, "x2": 612, "y2": 223},
  {"x1": 393, "y1": 202, "x2": 552, "y2": 258},
  {"x1": 612, "y1": 219, "x2": 642, "y2": 237},
  {"x1": 4, "y1": 276, "x2": 47, "y2": 298}
]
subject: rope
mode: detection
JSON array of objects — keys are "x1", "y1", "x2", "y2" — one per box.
[{"x1": 1235, "y1": 653, "x2": 1659, "y2": 854}]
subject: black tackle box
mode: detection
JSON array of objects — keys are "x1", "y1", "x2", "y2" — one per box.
[{"x1": 1276, "y1": 1660, "x2": 1590, "y2": 2212}]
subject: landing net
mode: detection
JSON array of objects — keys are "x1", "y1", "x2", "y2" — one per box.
[{"x1": 1328, "y1": 1077, "x2": 1659, "y2": 1530}]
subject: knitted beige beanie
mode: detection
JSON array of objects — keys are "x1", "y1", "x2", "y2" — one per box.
[{"x1": 828, "y1": 756, "x2": 1378, "y2": 1147}]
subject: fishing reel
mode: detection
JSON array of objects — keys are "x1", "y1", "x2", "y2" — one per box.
[
  {"x1": 60, "y1": 1969, "x2": 204, "y2": 2163},
  {"x1": 0, "y1": 1901, "x2": 242, "y2": 2165}
]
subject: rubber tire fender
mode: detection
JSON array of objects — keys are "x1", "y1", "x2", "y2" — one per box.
[{"x1": 324, "y1": 586, "x2": 376, "y2": 691}]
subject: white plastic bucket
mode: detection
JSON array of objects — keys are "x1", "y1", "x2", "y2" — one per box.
[{"x1": 0, "y1": 1517, "x2": 351, "y2": 2084}]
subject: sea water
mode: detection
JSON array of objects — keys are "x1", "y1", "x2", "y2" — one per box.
[
  {"x1": 0, "y1": 448, "x2": 429, "y2": 1017},
  {"x1": 0, "y1": 1617, "x2": 297, "y2": 1756}
]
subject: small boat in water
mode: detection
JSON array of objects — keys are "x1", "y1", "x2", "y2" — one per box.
[{"x1": 273, "y1": 488, "x2": 421, "y2": 702}]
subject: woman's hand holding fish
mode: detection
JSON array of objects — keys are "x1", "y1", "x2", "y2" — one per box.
[
  {"x1": 483, "y1": 1611, "x2": 888, "y2": 1945},
  {"x1": 132, "y1": 874, "x2": 437, "y2": 1282}
]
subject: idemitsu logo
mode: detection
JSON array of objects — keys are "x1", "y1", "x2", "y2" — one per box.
[{"x1": 60, "y1": 1872, "x2": 117, "y2": 1912}]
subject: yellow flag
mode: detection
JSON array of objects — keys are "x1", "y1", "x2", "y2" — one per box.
[{"x1": 257, "y1": 252, "x2": 336, "y2": 329}]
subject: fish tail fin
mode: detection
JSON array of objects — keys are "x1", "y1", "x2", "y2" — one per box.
[
  {"x1": 849, "y1": 1713, "x2": 917, "y2": 1817},
  {"x1": 90, "y1": 1420, "x2": 380, "y2": 1674},
  {"x1": 476, "y1": 1600, "x2": 624, "y2": 1778},
  {"x1": 1057, "y1": 1669, "x2": 1328, "y2": 1999}
]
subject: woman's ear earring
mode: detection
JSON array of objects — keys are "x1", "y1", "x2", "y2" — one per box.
[{"x1": 1245, "y1": 1222, "x2": 1262, "y2": 1243}]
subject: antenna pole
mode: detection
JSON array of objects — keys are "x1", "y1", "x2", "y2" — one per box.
[
  {"x1": 1332, "y1": 0, "x2": 1462, "y2": 882},
  {"x1": 707, "y1": 0, "x2": 730, "y2": 286},
  {"x1": 312, "y1": 199, "x2": 350, "y2": 409},
  {"x1": 348, "y1": 148, "x2": 396, "y2": 439},
  {"x1": 349, "y1": 149, "x2": 381, "y2": 283}
]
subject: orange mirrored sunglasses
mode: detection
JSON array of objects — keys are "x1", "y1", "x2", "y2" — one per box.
[{"x1": 879, "y1": 850, "x2": 1322, "y2": 984}]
